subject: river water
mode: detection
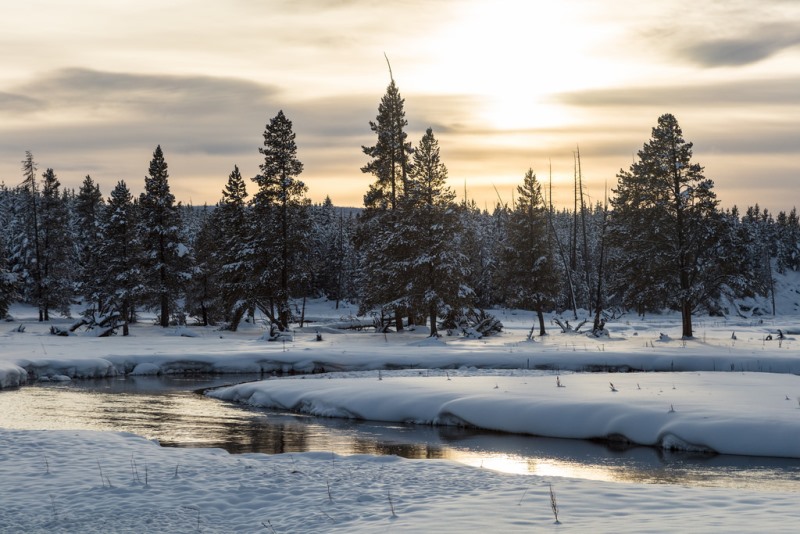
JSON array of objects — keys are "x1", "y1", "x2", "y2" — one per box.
[{"x1": 2, "y1": 375, "x2": 800, "y2": 492}]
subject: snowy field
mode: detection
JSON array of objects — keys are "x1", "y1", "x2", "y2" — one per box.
[{"x1": 2, "y1": 299, "x2": 800, "y2": 532}]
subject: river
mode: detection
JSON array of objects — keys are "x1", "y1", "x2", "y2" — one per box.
[{"x1": 2, "y1": 375, "x2": 800, "y2": 492}]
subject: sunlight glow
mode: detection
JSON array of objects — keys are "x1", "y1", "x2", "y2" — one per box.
[
  {"x1": 413, "y1": 1, "x2": 628, "y2": 132},
  {"x1": 449, "y1": 452, "x2": 619, "y2": 482}
]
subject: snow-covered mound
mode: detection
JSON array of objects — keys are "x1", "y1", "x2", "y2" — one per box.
[{"x1": 209, "y1": 371, "x2": 800, "y2": 459}]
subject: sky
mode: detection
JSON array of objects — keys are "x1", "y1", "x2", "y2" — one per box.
[{"x1": 0, "y1": 0, "x2": 798, "y2": 212}]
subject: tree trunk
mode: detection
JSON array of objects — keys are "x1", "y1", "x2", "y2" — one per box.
[
  {"x1": 429, "y1": 303, "x2": 438, "y2": 337},
  {"x1": 395, "y1": 308, "x2": 404, "y2": 332},
  {"x1": 160, "y1": 294, "x2": 169, "y2": 327},
  {"x1": 681, "y1": 300, "x2": 693, "y2": 338},
  {"x1": 537, "y1": 307, "x2": 546, "y2": 336}
]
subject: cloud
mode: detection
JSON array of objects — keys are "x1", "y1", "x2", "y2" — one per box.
[
  {"x1": 13, "y1": 68, "x2": 278, "y2": 120},
  {"x1": 679, "y1": 23, "x2": 800, "y2": 67},
  {"x1": 0, "y1": 91, "x2": 42, "y2": 114},
  {"x1": 555, "y1": 77, "x2": 800, "y2": 108}
]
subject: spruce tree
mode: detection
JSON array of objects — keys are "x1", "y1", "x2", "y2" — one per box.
[
  {"x1": 12, "y1": 152, "x2": 46, "y2": 319},
  {"x1": 74, "y1": 175, "x2": 105, "y2": 312},
  {"x1": 0, "y1": 183, "x2": 16, "y2": 318},
  {"x1": 39, "y1": 168, "x2": 74, "y2": 318},
  {"x1": 98, "y1": 180, "x2": 139, "y2": 333},
  {"x1": 609, "y1": 114, "x2": 722, "y2": 337},
  {"x1": 137, "y1": 145, "x2": 184, "y2": 327},
  {"x1": 500, "y1": 169, "x2": 560, "y2": 336},
  {"x1": 357, "y1": 75, "x2": 414, "y2": 330},
  {"x1": 184, "y1": 205, "x2": 220, "y2": 326},
  {"x1": 213, "y1": 165, "x2": 252, "y2": 330},
  {"x1": 251, "y1": 110, "x2": 309, "y2": 330},
  {"x1": 400, "y1": 128, "x2": 472, "y2": 336}
]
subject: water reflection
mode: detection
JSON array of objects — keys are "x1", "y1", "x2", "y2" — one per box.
[{"x1": 2, "y1": 376, "x2": 800, "y2": 492}]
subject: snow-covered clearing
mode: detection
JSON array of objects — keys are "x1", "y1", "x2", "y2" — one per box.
[{"x1": 2, "y1": 300, "x2": 800, "y2": 532}]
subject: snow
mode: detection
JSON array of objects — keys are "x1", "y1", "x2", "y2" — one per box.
[
  {"x1": 2, "y1": 299, "x2": 800, "y2": 531},
  {"x1": 209, "y1": 372, "x2": 800, "y2": 458}
]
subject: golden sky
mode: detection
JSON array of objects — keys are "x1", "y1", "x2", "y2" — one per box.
[{"x1": 1, "y1": 0, "x2": 798, "y2": 212}]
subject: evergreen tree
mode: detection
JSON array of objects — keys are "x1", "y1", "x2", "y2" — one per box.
[
  {"x1": 0, "y1": 183, "x2": 16, "y2": 318},
  {"x1": 10, "y1": 152, "x2": 47, "y2": 319},
  {"x1": 137, "y1": 145, "x2": 184, "y2": 327},
  {"x1": 213, "y1": 165, "x2": 252, "y2": 330},
  {"x1": 251, "y1": 110, "x2": 309, "y2": 330},
  {"x1": 399, "y1": 128, "x2": 472, "y2": 336},
  {"x1": 609, "y1": 114, "x2": 722, "y2": 337},
  {"x1": 457, "y1": 201, "x2": 496, "y2": 308},
  {"x1": 500, "y1": 169, "x2": 561, "y2": 336},
  {"x1": 73, "y1": 175, "x2": 105, "y2": 312},
  {"x1": 357, "y1": 74, "x2": 414, "y2": 330},
  {"x1": 98, "y1": 180, "x2": 140, "y2": 333},
  {"x1": 311, "y1": 198, "x2": 358, "y2": 308},
  {"x1": 184, "y1": 205, "x2": 220, "y2": 326},
  {"x1": 775, "y1": 208, "x2": 800, "y2": 273},
  {"x1": 38, "y1": 168, "x2": 74, "y2": 318},
  {"x1": 361, "y1": 78, "x2": 413, "y2": 211}
]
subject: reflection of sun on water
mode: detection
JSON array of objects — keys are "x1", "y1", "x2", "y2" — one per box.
[{"x1": 450, "y1": 451, "x2": 619, "y2": 482}]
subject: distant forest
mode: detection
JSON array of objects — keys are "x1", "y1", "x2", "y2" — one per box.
[{"x1": 1, "y1": 78, "x2": 797, "y2": 340}]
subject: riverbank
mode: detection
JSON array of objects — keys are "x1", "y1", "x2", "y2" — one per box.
[{"x1": 2, "y1": 427, "x2": 799, "y2": 533}]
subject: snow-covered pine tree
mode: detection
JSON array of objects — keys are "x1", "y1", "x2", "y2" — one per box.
[
  {"x1": 0, "y1": 183, "x2": 16, "y2": 318},
  {"x1": 184, "y1": 204, "x2": 221, "y2": 326},
  {"x1": 457, "y1": 200, "x2": 496, "y2": 308},
  {"x1": 357, "y1": 73, "x2": 414, "y2": 330},
  {"x1": 73, "y1": 175, "x2": 105, "y2": 313},
  {"x1": 38, "y1": 168, "x2": 74, "y2": 319},
  {"x1": 709, "y1": 206, "x2": 770, "y2": 315},
  {"x1": 499, "y1": 169, "x2": 560, "y2": 336},
  {"x1": 9, "y1": 152, "x2": 47, "y2": 319},
  {"x1": 399, "y1": 127, "x2": 472, "y2": 336},
  {"x1": 308, "y1": 197, "x2": 357, "y2": 308},
  {"x1": 251, "y1": 110, "x2": 309, "y2": 331},
  {"x1": 97, "y1": 180, "x2": 140, "y2": 333},
  {"x1": 775, "y1": 208, "x2": 800, "y2": 273},
  {"x1": 212, "y1": 165, "x2": 252, "y2": 331},
  {"x1": 137, "y1": 145, "x2": 184, "y2": 327},
  {"x1": 609, "y1": 114, "x2": 723, "y2": 338}
]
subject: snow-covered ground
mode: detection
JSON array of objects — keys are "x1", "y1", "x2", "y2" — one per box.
[{"x1": 2, "y1": 299, "x2": 800, "y2": 532}]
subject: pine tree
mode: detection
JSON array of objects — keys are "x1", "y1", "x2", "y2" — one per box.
[
  {"x1": 97, "y1": 180, "x2": 140, "y2": 333},
  {"x1": 398, "y1": 129, "x2": 472, "y2": 335},
  {"x1": 213, "y1": 165, "x2": 252, "y2": 330},
  {"x1": 458, "y1": 201, "x2": 496, "y2": 308},
  {"x1": 609, "y1": 114, "x2": 722, "y2": 337},
  {"x1": 74, "y1": 175, "x2": 105, "y2": 312},
  {"x1": 137, "y1": 145, "x2": 184, "y2": 327},
  {"x1": 0, "y1": 183, "x2": 16, "y2": 318},
  {"x1": 361, "y1": 78, "x2": 413, "y2": 212},
  {"x1": 500, "y1": 169, "x2": 560, "y2": 336},
  {"x1": 38, "y1": 168, "x2": 74, "y2": 318},
  {"x1": 311, "y1": 198, "x2": 358, "y2": 308},
  {"x1": 251, "y1": 110, "x2": 309, "y2": 330},
  {"x1": 357, "y1": 74, "x2": 414, "y2": 330},
  {"x1": 184, "y1": 205, "x2": 220, "y2": 326},
  {"x1": 11, "y1": 152, "x2": 47, "y2": 319}
]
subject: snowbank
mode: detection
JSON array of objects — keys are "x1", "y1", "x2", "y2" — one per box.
[{"x1": 210, "y1": 372, "x2": 800, "y2": 459}]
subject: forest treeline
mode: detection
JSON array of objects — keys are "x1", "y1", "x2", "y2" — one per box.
[{"x1": 0, "y1": 78, "x2": 797, "y2": 339}]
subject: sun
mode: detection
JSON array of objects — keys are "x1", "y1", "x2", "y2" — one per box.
[{"x1": 408, "y1": 0, "x2": 631, "y2": 132}]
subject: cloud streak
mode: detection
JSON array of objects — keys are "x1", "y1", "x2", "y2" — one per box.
[
  {"x1": 556, "y1": 77, "x2": 800, "y2": 108},
  {"x1": 678, "y1": 23, "x2": 800, "y2": 67}
]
